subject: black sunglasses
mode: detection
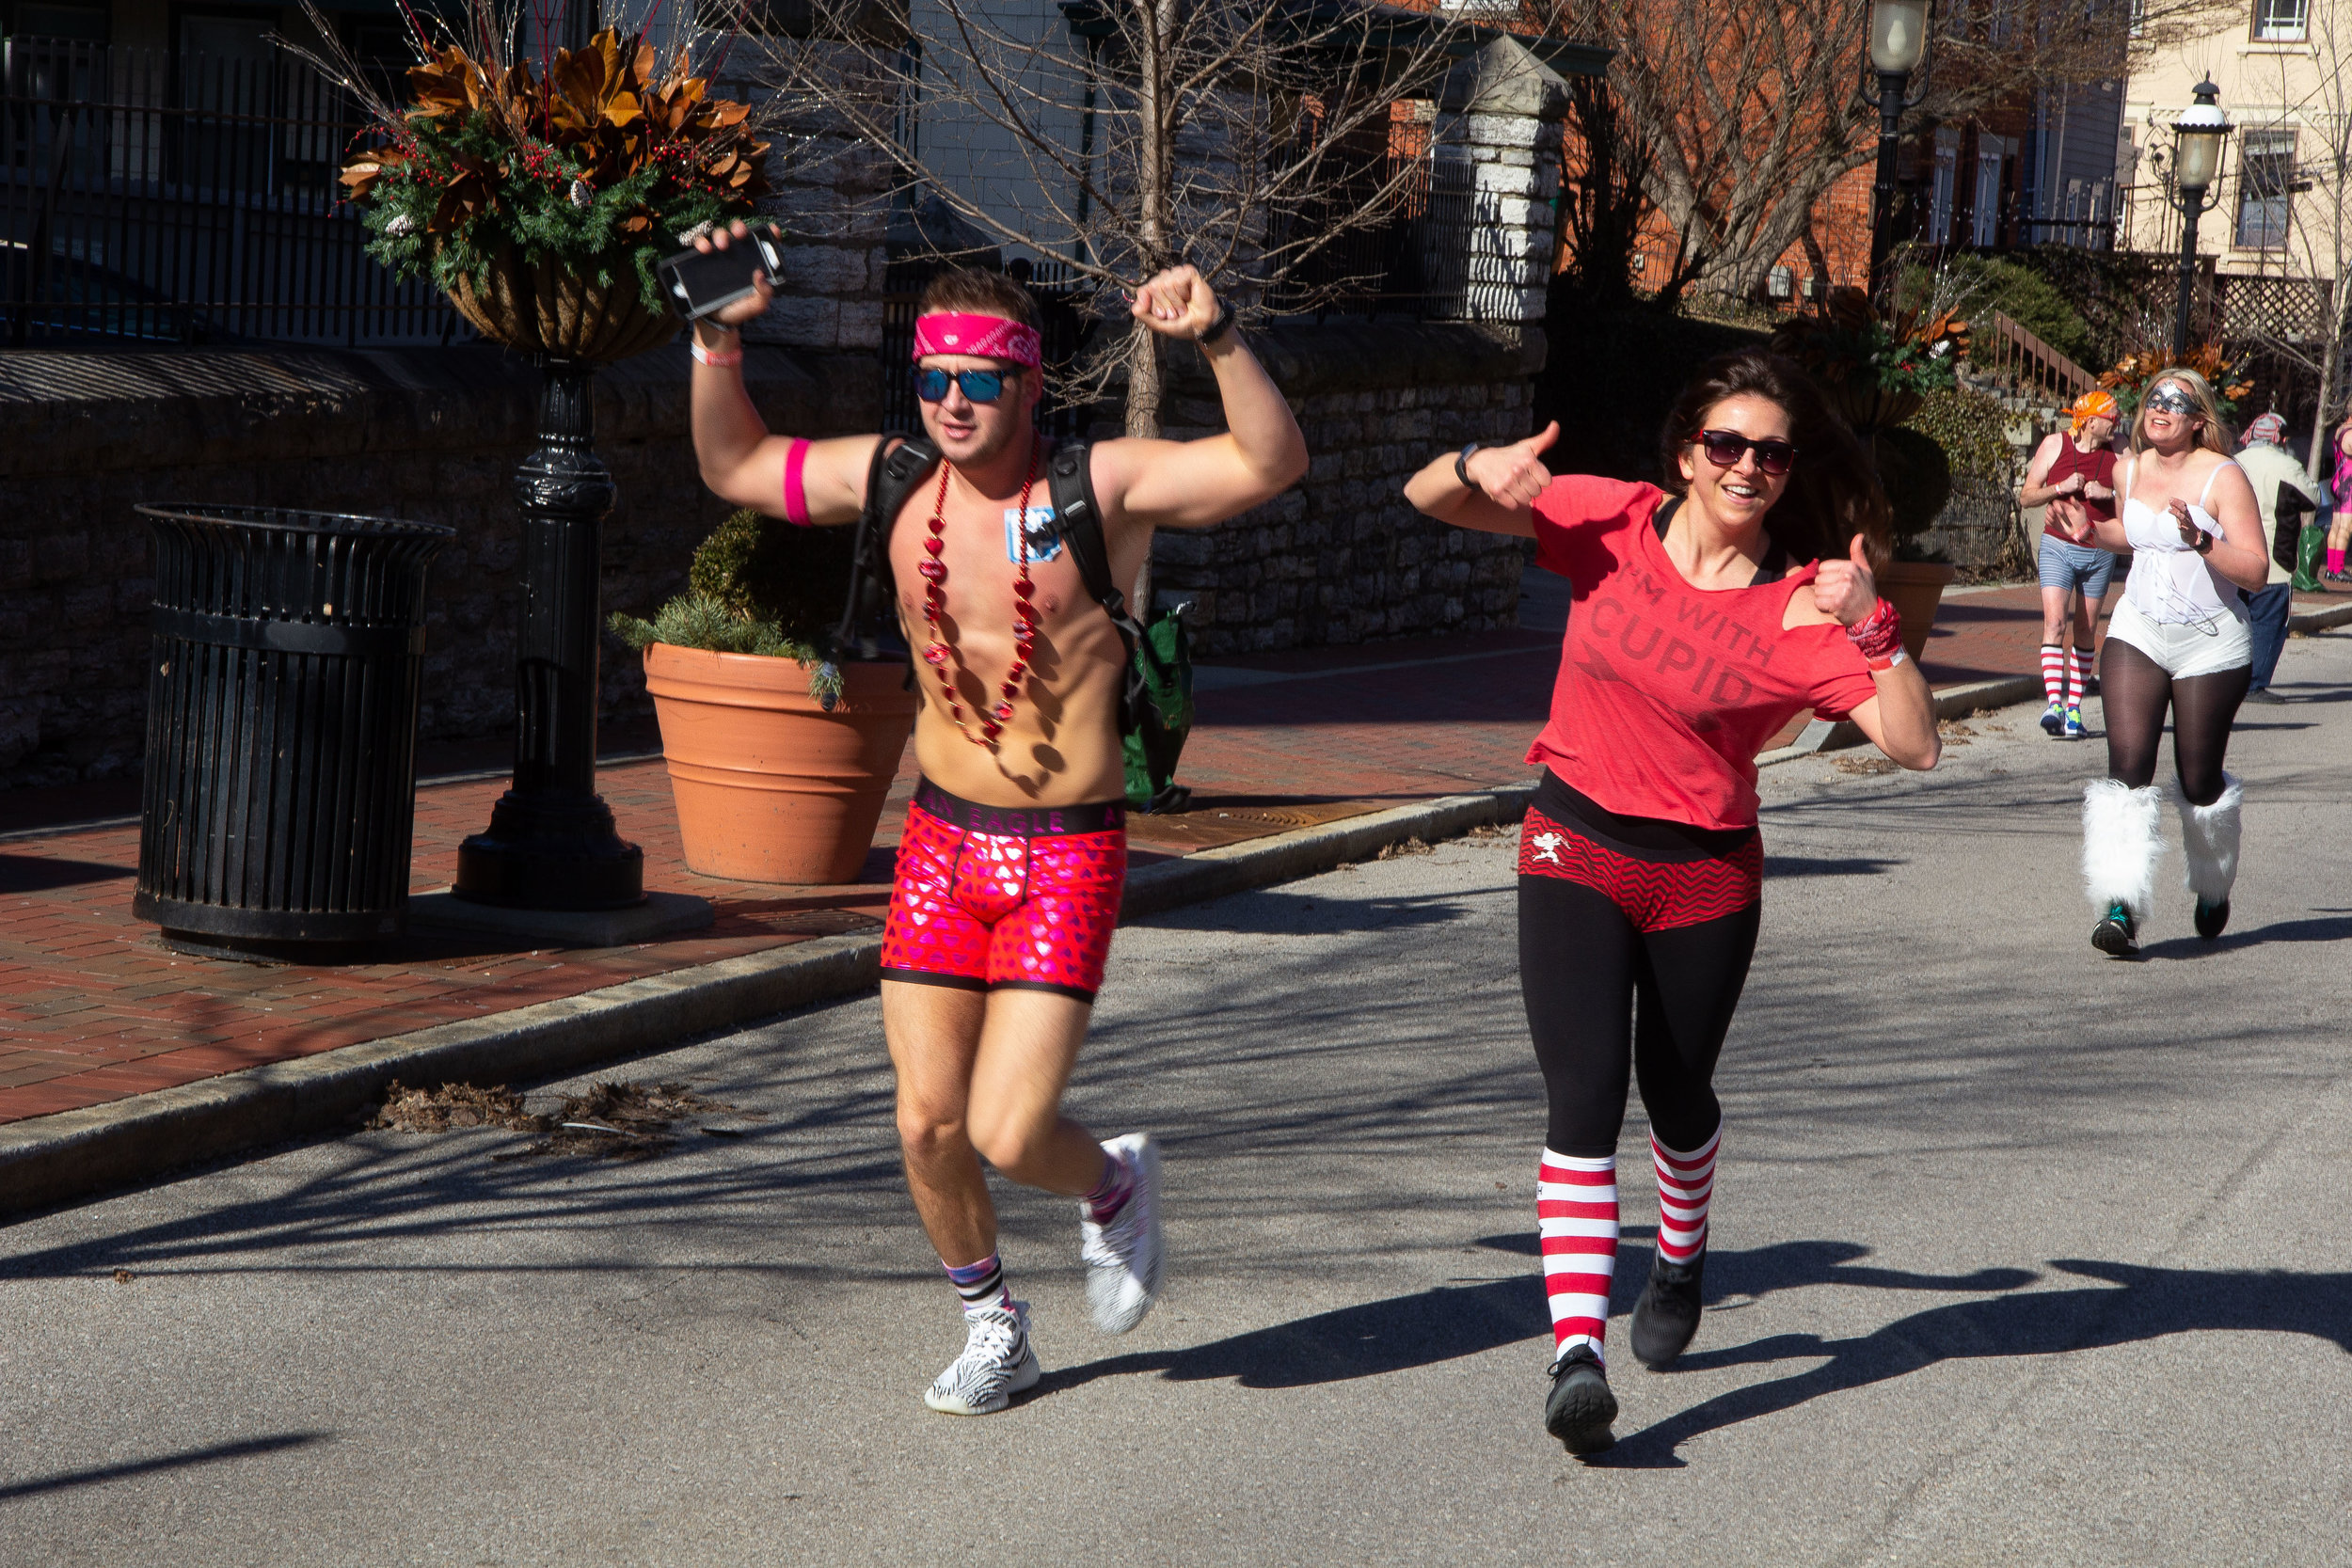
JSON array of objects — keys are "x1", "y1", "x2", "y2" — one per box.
[
  {"x1": 915, "y1": 366, "x2": 1021, "y2": 404},
  {"x1": 1691, "y1": 428, "x2": 1797, "y2": 476}
]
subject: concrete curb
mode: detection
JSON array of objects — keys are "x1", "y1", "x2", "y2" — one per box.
[
  {"x1": 2289, "y1": 600, "x2": 2352, "y2": 635},
  {"x1": 0, "y1": 785, "x2": 1534, "y2": 1221}
]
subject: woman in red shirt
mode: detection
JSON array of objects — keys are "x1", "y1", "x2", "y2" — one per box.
[{"x1": 1405, "y1": 348, "x2": 1939, "y2": 1456}]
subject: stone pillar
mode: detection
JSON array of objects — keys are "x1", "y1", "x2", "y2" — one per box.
[
  {"x1": 1433, "y1": 38, "x2": 1570, "y2": 343},
  {"x1": 707, "y1": 47, "x2": 892, "y2": 356}
]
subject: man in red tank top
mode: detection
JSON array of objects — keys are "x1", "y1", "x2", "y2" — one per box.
[{"x1": 2022, "y1": 389, "x2": 2122, "y2": 737}]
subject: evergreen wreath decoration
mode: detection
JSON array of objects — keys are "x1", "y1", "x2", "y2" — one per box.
[{"x1": 289, "y1": 0, "x2": 771, "y2": 325}]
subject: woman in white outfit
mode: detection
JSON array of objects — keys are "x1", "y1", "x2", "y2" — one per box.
[{"x1": 2055, "y1": 370, "x2": 2268, "y2": 955}]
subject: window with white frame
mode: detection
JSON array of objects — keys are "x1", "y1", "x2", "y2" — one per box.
[
  {"x1": 2235, "y1": 129, "x2": 2296, "y2": 247},
  {"x1": 1929, "y1": 129, "x2": 1959, "y2": 245},
  {"x1": 2253, "y1": 0, "x2": 2310, "y2": 41}
]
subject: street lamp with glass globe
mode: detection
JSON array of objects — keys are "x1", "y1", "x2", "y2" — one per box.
[
  {"x1": 1865, "y1": 0, "x2": 1931, "y2": 300},
  {"x1": 2169, "y1": 76, "x2": 2232, "y2": 356}
]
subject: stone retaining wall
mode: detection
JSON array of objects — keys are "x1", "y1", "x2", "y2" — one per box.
[
  {"x1": 0, "y1": 344, "x2": 878, "y2": 788},
  {"x1": 1147, "y1": 322, "x2": 1542, "y2": 654},
  {"x1": 0, "y1": 320, "x2": 1538, "y2": 787}
]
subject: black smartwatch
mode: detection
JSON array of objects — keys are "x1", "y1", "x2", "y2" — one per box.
[
  {"x1": 1454, "y1": 443, "x2": 1480, "y2": 487},
  {"x1": 1198, "y1": 298, "x2": 1237, "y2": 346}
]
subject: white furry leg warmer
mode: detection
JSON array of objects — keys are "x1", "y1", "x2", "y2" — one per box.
[
  {"x1": 2175, "y1": 773, "x2": 2244, "y2": 905},
  {"x1": 2082, "y1": 779, "x2": 2165, "y2": 921}
]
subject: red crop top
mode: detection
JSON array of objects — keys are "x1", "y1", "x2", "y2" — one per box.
[{"x1": 1525, "y1": 476, "x2": 1882, "y2": 831}]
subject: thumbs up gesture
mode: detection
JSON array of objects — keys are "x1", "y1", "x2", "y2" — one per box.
[
  {"x1": 1814, "y1": 531, "x2": 1880, "y2": 626},
  {"x1": 1463, "y1": 421, "x2": 1559, "y2": 510}
]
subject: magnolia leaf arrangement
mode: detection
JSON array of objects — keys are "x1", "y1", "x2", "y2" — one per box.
[
  {"x1": 1772, "y1": 285, "x2": 1971, "y2": 401},
  {"x1": 2098, "y1": 344, "x2": 2256, "y2": 421},
  {"x1": 289, "y1": 0, "x2": 771, "y2": 315}
]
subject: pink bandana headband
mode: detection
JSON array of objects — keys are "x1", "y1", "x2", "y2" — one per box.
[{"x1": 913, "y1": 311, "x2": 1041, "y2": 371}]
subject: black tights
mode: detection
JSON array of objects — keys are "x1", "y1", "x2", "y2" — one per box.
[
  {"x1": 1519, "y1": 875, "x2": 1758, "y2": 1158},
  {"x1": 2101, "y1": 638, "x2": 2249, "y2": 805}
]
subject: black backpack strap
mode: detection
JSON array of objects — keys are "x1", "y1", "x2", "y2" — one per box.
[
  {"x1": 833, "y1": 434, "x2": 940, "y2": 658},
  {"x1": 1046, "y1": 441, "x2": 1147, "y2": 649}
]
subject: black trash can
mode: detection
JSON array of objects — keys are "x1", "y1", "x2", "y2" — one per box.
[{"x1": 133, "y1": 505, "x2": 455, "y2": 959}]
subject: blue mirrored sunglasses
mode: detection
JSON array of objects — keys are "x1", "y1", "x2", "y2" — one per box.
[{"x1": 915, "y1": 367, "x2": 1020, "y2": 404}]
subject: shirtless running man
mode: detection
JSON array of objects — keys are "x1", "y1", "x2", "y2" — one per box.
[{"x1": 687, "y1": 223, "x2": 1308, "y2": 1414}]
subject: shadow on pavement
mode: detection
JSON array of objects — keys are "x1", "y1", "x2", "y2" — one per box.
[
  {"x1": 1029, "y1": 1277, "x2": 1549, "y2": 1400},
  {"x1": 2137, "y1": 912, "x2": 2352, "y2": 960},
  {"x1": 0, "y1": 1431, "x2": 330, "y2": 1501},
  {"x1": 1598, "y1": 1259, "x2": 2352, "y2": 1469},
  {"x1": 1140, "y1": 890, "x2": 1486, "y2": 934},
  {"x1": 1762, "y1": 856, "x2": 1905, "y2": 879},
  {"x1": 1034, "y1": 1238, "x2": 2042, "y2": 1406}
]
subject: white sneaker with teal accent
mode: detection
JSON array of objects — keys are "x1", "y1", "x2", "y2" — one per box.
[
  {"x1": 922, "y1": 1301, "x2": 1040, "y2": 1416},
  {"x1": 1080, "y1": 1132, "x2": 1164, "y2": 1335}
]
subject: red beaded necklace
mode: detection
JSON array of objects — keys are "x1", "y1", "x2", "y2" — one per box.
[{"x1": 918, "y1": 437, "x2": 1042, "y2": 750}]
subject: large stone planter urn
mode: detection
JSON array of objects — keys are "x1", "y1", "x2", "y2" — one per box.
[{"x1": 643, "y1": 643, "x2": 920, "y2": 885}]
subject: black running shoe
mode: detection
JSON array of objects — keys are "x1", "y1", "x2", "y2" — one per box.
[
  {"x1": 2194, "y1": 898, "x2": 2230, "y2": 940},
  {"x1": 2090, "y1": 903, "x2": 2138, "y2": 958},
  {"x1": 1629, "y1": 1252, "x2": 1706, "y2": 1370},
  {"x1": 1543, "y1": 1346, "x2": 1618, "y2": 1455}
]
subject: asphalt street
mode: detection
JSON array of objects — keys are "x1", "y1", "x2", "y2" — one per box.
[{"x1": 3, "y1": 630, "x2": 2349, "y2": 1566}]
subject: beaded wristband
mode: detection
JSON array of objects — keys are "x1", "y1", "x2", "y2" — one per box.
[
  {"x1": 1846, "y1": 597, "x2": 1903, "y2": 667},
  {"x1": 691, "y1": 339, "x2": 744, "y2": 368}
]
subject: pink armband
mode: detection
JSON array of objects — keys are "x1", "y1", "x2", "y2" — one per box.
[{"x1": 783, "y1": 439, "x2": 811, "y2": 527}]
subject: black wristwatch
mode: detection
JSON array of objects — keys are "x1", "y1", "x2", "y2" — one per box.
[
  {"x1": 2192, "y1": 526, "x2": 2215, "y2": 555},
  {"x1": 1198, "y1": 298, "x2": 1237, "y2": 346},
  {"x1": 1455, "y1": 444, "x2": 1480, "y2": 487}
]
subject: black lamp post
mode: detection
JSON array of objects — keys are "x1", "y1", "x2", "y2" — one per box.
[
  {"x1": 2169, "y1": 77, "x2": 2232, "y2": 358},
  {"x1": 1864, "y1": 0, "x2": 1931, "y2": 302},
  {"x1": 450, "y1": 359, "x2": 645, "y2": 911}
]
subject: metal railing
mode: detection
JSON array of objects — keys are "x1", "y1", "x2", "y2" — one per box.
[
  {"x1": 2, "y1": 36, "x2": 466, "y2": 348},
  {"x1": 1974, "y1": 308, "x2": 2098, "y2": 406}
]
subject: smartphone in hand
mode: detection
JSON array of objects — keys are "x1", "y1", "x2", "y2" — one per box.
[{"x1": 656, "y1": 229, "x2": 784, "y2": 322}]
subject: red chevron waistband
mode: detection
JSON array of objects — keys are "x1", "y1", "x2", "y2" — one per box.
[{"x1": 1517, "y1": 806, "x2": 1760, "y2": 931}]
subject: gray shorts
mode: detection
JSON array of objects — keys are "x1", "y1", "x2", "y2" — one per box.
[{"x1": 2039, "y1": 533, "x2": 2118, "y2": 598}]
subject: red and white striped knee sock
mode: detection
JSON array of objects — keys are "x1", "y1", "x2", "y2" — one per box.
[
  {"x1": 2039, "y1": 644, "x2": 2065, "y2": 706},
  {"x1": 1652, "y1": 1125, "x2": 1720, "y2": 1265},
  {"x1": 1538, "y1": 1149, "x2": 1618, "y2": 1363},
  {"x1": 2066, "y1": 644, "x2": 2094, "y2": 710}
]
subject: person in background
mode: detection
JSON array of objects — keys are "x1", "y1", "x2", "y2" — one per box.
[
  {"x1": 2233, "y1": 412, "x2": 2320, "y2": 705},
  {"x1": 2018, "y1": 390, "x2": 2122, "y2": 740},
  {"x1": 2323, "y1": 412, "x2": 2352, "y2": 585}
]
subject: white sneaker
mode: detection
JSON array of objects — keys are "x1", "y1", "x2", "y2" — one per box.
[
  {"x1": 1080, "y1": 1132, "x2": 1164, "y2": 1335},
  {"x1": 922, "y1": 1301, "x2": 1040, "y2": 1416}
]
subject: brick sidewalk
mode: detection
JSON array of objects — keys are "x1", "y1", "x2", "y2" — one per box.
[{"x1": 2, "y1": 577, "x2": 2341, "y2": 1130}]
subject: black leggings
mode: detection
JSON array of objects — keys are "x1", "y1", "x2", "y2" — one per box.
[
  {"x1": 1519, "y1": 875, "x2": 1758, "y2": 1159},
  {"x1": 2101, "y1": 638, "x2": 2248, "y2": 805}
]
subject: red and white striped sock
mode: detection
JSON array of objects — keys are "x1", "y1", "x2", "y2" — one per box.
[
  {"x1": 1652, "y1": 1125, "x2": 1720, "y2": 1265},
  {"x1": 1538, "y1": 1148, "x2": 1618, "y2": 1364},
  {"x1": 2067, "y1": 643, "x2": 2094, "y2": 710},
  {"x1": 2039, "y1": 644, "x2": 2065, "y2": 706}
]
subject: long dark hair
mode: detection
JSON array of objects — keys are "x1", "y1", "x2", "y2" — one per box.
[{"x1": 1657, "y1": 349, "x2": 1892, "y2": 572}]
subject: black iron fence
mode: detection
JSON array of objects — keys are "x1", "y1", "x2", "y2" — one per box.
[{"x1": 2, "y1": 36, "x2": 465, "y2": 348}]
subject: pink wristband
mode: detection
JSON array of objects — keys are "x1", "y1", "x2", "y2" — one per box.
[{"x1": 783, "y1": 438, "x2": 811, "y2": 527}]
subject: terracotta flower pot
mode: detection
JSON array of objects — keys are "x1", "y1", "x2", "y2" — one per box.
[
  {"x1": 643, "y1": 643, "x2": 919, "y2": 885},
  {"x1": 1877, "y1": 560, "x2": 1958, "y2": 663}
]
